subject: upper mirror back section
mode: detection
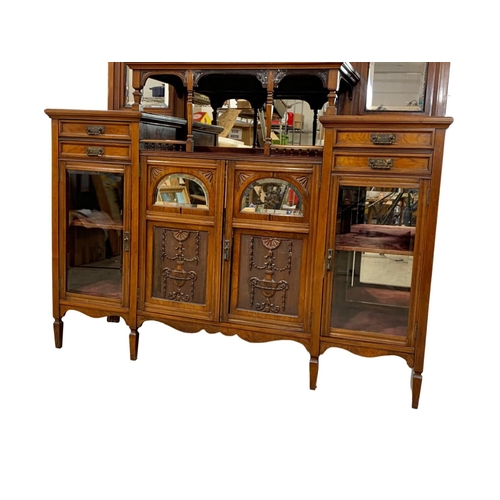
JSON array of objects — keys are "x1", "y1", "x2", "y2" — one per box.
[{"x1": 366, "y1": 62, "x2": 427, "y2": 112}]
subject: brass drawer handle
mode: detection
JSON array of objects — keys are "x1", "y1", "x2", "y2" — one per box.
[
  {"x1": 369, "y1": 158, "x2": 394, "y2": 169},
  {"x1": 86, "y1": 125, "x2": 105, "y2": 136},
  {"x1": 370, "y1": 133, "x2": 396, "y2": 145},
  {"x1": 86, "y1": 147, "x2": 104, "y2": 157}
]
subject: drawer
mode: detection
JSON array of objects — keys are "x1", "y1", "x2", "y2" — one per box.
[
  {"x1": 60, "y1": 141, "x2": 131, "y2": 161},
  {"x1": 59, "y1": 121, "x2": 131, "y2": 140},
  {"x1": 333, "y1": 152, "x2": 431, "y2": 174},
  {"x1": 334, "y1": 129, "x2": 434, "y2": 149}
]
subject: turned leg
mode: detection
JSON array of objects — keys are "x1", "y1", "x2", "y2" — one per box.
[
  {"x1": 53, "y1": 319, "x2": 63, "y2": 348},
  {"x1": 309, "y1": 356, "x2": 319, "y2": 390},
  {"x1": 411, "y1": 369, "x2": 423, "y2": 409},
  {"x1": 129, "y1": 329, "x2": 139, "y2": 361},
  {"x1": 107, "y1": 316, "x2": 120, "y2": 323}
]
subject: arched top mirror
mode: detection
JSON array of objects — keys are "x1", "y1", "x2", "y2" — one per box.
[
  {"x1": 240, "y1": 178, "x2": 303, "y2": 217},
  {"x1": 154, "y1": 173, "x2": 209, "y2": 209}
]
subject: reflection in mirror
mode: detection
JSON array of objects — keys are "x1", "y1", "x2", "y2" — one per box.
[
  {"x1": 154, "y1": 174, "x2": 208, "y2": 209},
  {"x1": 241, "y1": 178, "x2": 303, "y2": 216},
  {"x1": 366, "y1": 62, "x2": 427, "y2": 111},
  {"x1": 125, "y1": 66, "x2": 170, "y2": 108}
]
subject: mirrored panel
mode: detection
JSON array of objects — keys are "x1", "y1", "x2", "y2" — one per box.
[
  {"x1": 241, "y1": 178, "x2": 303, "y2": 217},
  {"x1": 154, "y1": 173, "x2": 208, "y2": 209},
  {"x1": 125, "y1": 65, "x2": 170, "y2": 108},
  {"x1": 366, "y1": 62, "x2": 427, "y2": 111}
]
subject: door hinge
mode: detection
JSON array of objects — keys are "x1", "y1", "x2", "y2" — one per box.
[
  {"x1": 414, "y1": 323, "x2": 418, "y2": 341},
  {"x1": 310, "y1": 311, "x2": 313, "y2": 327},
  {"x1": 319, "y1": 168, "x2": 322, "y2": 188},
  {"x1": 426, "y1": 188, "x2": 431, "y2": 206},
  {"x1": 124, "y1": 232, "x2": 130, "y2": 252}
]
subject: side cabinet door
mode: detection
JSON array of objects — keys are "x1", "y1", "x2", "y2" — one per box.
[
  {"x1": 322, "y1": 175, "x2": 426, "y2": 348},
  {"x1": 222, "y1": 160, "x2": 320, "y2": 335},
  {"x1": 141, "y1": 157, "x2": 224, "y2": 322},
  {"x1": 60, "y1": 161, "x2": 131, "y2": 308}
]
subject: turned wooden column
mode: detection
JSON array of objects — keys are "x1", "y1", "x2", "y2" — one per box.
[
  {"x1": 325, "y1": 68, "x2": 341, "y2": 115},
  {"x1": 264, "y1": 70, "x2": 274, "y2": 155},
  {"x1": 131, "y1": 69, "x2": 143, "y2": 111},
  {"x1": 186, "y1": 70, "x2": 194, "y2": 152},
  {"x1": 312, "y1": 108, "x2": 318, "y2": 145}
]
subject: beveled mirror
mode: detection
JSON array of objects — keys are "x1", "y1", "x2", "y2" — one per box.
[
  {"x1": 366, "y1": 62, "x2": 427, "y2": 112},
  {"x1": 154, "y1": 173, "x2": 208, "y2": 209}
]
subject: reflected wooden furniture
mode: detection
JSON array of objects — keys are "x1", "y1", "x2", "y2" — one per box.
[{"x1": 47, "y1": 62, "x2": 452, "y2": 408}]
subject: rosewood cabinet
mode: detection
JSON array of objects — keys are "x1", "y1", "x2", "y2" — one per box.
[{"x1": 46, "y1": 62, "x2": 453, "y2": 408}]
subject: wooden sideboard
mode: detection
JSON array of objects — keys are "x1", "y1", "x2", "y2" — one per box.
[{"x1": 46, "y1": 62, "x2": 453, "y2": 408}]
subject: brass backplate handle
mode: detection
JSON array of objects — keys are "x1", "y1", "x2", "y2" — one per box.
[
  {"x1": 369, "y1": 158, "x2": 394, "y2": 169},
  {"x1": 86, "y1": 125, "x2": 105, "y2": 136},
  {"x1": 86, "y1": 147, "x2": 104, "y2": 157},
  {"x1": 370, "y1": 133, "x2": 396, "y2": 145}
]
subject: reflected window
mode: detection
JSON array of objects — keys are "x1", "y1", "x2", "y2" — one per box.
[
  {"x1": 241, "y1": 178, "x2": 303, "y2": 217},
  {"x1": 154, "y1": 174, "x2": 208, "y2": 209},
  {"x1": 366, "y1": 62, "x2": 427, "y2": 111}
]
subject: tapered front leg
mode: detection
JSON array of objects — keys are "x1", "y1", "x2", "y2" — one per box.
[
  {"x1": 411, "y1": 369, "x2": 423, "y2": 409},
  {"x1": 129, "y1": 329, "x2": 139, "y2": 360},
  {"x1": 54, "y1": 319, "x2": 64, "y2": 349},
  {"x1": 309, "y1": 356, "x2": 319, "y2": 390}
]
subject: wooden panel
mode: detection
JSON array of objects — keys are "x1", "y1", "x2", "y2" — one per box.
[
  {"x1": 60, "y1": 121, "x2": 131, "y2": 139},
  {"x1": 334, "y1": 130, "x2": 434, "y2": 148},
  {"x1": 333, "y1": 152, "x2": 431, "y2": 174},
  {"x1": 151, "y1": 227, "x2": 208, "y2": 305},
  {"x1": 60, "y1": 142, "x2": 131, "y2": 161},
  {"x1": 230, "y1": 232, "x2": 306, "y2": 323}
]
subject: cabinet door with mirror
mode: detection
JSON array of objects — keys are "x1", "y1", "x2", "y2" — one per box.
[
  {"x1": 141, "y1": 157, "x2": 224, "y2": 322},
  {"x1": 223, "y1": 161, "x2": 320, "y2": 335},
  {"x1": 324, "y1": 177, "x2": 425, "y2": 346}
]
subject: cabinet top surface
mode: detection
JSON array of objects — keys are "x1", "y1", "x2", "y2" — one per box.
[
  {"x1": 125, "y1": 62, "x2": 349, "y2": 69},
  {"x1": 320, "y1": 115, "x2": 454, "y2": 128}
]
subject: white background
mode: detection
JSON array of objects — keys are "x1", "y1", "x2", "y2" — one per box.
[{"x1": 1, "y1": 4, "x2": 499, "y2": 499}]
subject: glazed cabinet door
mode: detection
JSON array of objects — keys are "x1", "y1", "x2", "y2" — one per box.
[
  {"x1": 323, "y1": 176, "x2": 428, "y2": 348},
  {"x1": 60, "y1": 162, "x2": 131, "y2": 306},
  {"x1": 222, "y1": 160, "x2": 320, "y2": 336},
  {"x1": 140, "y1": 157, "x2": 224, "y2": 322}
]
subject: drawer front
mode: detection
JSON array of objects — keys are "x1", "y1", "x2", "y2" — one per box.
[
  {"x1": 59, "y1": 121, "x2": 131, "y2": 140},
  {"x1": 60, "y1": 142, "x2": 131, "y2": 161},
  {"x1": 333, "y1": 152, "x2": 431, "y2": 174},
  {"x1": 335, "y1": 130, "x2": 434, "y2": 149}
]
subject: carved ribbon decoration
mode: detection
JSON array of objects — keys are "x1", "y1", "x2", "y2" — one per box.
[
  {"x1": 249, "y1": 237, "x2": 292, "y2": 313},
  {"x1": 161, "y1": 229, "x2": 199, "y2": 302}
]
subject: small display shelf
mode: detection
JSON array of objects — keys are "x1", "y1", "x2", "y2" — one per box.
[{"x1": 336, "y1": 224, "x2": 415, "y2": 255}]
